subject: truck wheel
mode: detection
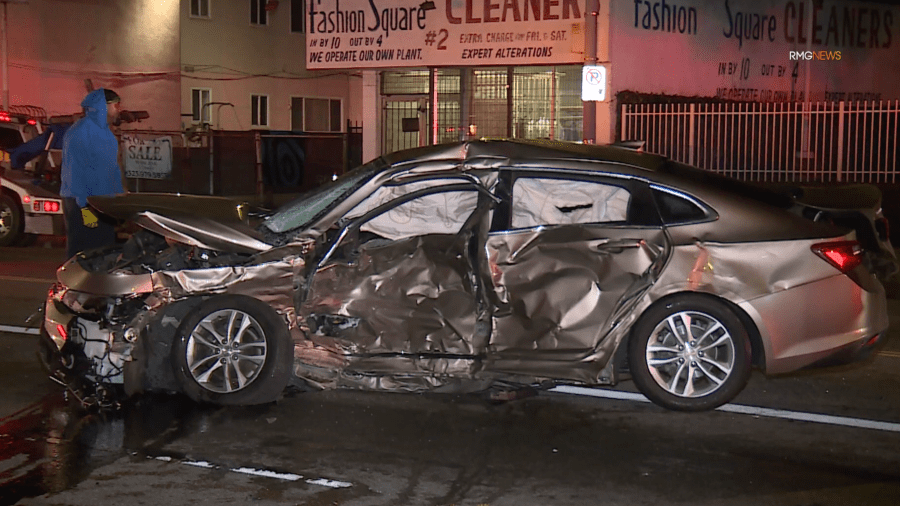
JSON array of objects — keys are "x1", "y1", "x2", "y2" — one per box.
[{"x1": 0, "y1": 193, "x2": 23, "y2": 247}]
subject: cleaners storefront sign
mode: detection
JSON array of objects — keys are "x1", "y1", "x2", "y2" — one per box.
[{"x1": 305, "y1": 0, "x2": 585, "y2": 69}]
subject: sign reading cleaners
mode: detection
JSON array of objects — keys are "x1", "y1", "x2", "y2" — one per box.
[
  {"x1": 123, "y1": 135, "x2": 173, "y2": 180},
  {"x1": 305, "y1": 0, "x2": 585, "y2": 69},
  {"x1": 612, "y1": 0, "x2": 899, "y2": 102}
]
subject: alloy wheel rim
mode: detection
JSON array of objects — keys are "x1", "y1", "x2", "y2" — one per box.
[
  {"x1": 645, "y1": 310, "x2": 735, "y2": 398},
  {"x1": 186, "y1": 309, "x2": 267, "y2": 393},
  {"x1": 0, "y1": 204, "x2": 11, "y2": 235}
]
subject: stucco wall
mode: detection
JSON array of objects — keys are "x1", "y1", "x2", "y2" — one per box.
[
  {"x1": 180, "y1": 0, "x2": 361, "y2": 131},
  {"x1": 6, "y1": 0, "x2": 181, "y2": 129}
]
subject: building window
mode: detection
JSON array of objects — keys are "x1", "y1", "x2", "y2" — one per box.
[
  {"x1": 291, "y1": 0, "x2": 305, "y2": 33},
  {"x1": 250, "y1": 0, "x2": 267, "y2": 25},
  {"x1": 292, "y1": 97, "x2": 341, "y2": 132},
  {"x1": 251, "y1": 95, "x2": 269, "y2": 127},
  {"x1": 191, "y1": 88, "x2": 211, "y2": 124},
  {"x1": 190, "y1": 0, "x2": 210, "y2": 18}
]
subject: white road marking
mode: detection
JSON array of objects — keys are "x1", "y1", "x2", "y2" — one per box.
[
  {"x1": 549, "y1": 385, "x2": 900, "y2": 433},
  {"x1": 232, "y1": 466, "x2": 302, "y2": 481},
  {"x1": 0, "y1": 325, "x2": 39, "y2": 335},
  {"x1": 145, "y1": 454, "x2": 352, "y2": 488}
]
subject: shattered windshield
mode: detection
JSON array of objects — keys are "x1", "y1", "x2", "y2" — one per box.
[{"x1": 263, "y1": 159, "x2": 385, "y2": 234}]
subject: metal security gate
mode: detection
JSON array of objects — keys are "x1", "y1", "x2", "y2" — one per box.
[
  {"x1": 621, "y1": 101, "x2": 900, "y2": 183},
  {"x1": 380, "y1": 66, "x2": 583, "y2": 153},
  {"x1": 382, "y1": 97, "x2": 427, "y2": 154}
]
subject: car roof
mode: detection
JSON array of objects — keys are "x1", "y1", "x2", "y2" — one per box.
[{"x1": 379, "y1": 139, "x2": 668, "y2": 174}]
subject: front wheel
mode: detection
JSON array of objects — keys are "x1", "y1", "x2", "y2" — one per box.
[
  {"x1": 0, "y1": 193, "x2": 23, "y2": 247},
  {"x1": 172, "y1": 296, "x2": 293, "y2": 406},
  {"x1": 628, "y1": 295, "x2": 752, "y2": 411}
]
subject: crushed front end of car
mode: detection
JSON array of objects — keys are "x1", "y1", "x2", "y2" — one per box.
[
  {"x1": 41, "y1": 245, "x2": 161, "y2": 409},
  {"x1": 38, "y1": 194, "x2": 286, "y2": 409}
]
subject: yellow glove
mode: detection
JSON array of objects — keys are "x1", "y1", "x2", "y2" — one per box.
[{"x1": 81, "y1": 207, "x2": 99, "y2": 228}]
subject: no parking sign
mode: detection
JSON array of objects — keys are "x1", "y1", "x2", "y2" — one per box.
[{"x1": 582, "y1": 65, "x2": 607, "y2": 102}]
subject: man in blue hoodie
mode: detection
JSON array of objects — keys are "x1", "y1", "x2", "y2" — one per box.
[{"x1": 60, "y1": 88, "x2": 125, "y2": 258}]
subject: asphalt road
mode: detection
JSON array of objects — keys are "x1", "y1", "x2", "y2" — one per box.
[{"x1": 0, "y1": 243, "x2": 898, "y2": 506}]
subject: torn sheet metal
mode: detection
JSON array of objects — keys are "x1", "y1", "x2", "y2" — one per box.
[
  {"x1": 151, "y1": 258, "x2": 298, "y2": 321},
  {"x1": 57, "y1": 256, "x2": 154, "y2": 296},
  {"x1": 484, "y1": 226, "x2": 669, "y2": 383},
  {"x1": 134, "y1": 212, "x2": 271, "y2": 254},
  {"x1": 302, "y1": 234, "x2": 481, "y2": 355}
]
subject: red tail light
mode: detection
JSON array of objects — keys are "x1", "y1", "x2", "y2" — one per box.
[
  {"x1": 811, "y1": 240, "x2": 863, "y2": 273},
  {"x1": 56, "y1": 323, "x2": 68, "y2": 341}
]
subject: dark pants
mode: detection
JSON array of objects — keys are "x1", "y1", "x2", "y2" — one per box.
[{"x1": 63, "y1": 197, "x2": 116, "y2": 259}]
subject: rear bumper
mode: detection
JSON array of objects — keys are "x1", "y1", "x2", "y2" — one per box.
[
  {"x1": 24, "y1": 212, "x2": 65, "y2": 235},
  {"x1": 741, "y1": 272, "x2": 890, "y2": 375},
  {"x1": 804, "y1": 331, "x2": 886, "y2": 368}
]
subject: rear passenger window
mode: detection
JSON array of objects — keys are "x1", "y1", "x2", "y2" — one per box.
[
  {"x1": 652, "y1": 188, "x2": 710, "y2": 224},
  {"x1": 511, "y1": 177, "x2": 631, "y2": 229}
]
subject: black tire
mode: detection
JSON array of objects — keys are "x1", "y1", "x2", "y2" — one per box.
[
  {"x1": 0, "y1": 192, "x2": 23, "y2": 247},
  {"x1": 172, "y1": 295, "x2": 293, "y2": 406},
  {"x1": 628, "y1": 294, "x2": 752, "y2": 411},
  {"x1": 15, "y1": 232, "x2": 36, "y2": 247}
]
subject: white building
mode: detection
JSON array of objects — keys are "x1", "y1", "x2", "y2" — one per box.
[{"x1": 3, "y1": 0, "x2": 361, "y2": 133}]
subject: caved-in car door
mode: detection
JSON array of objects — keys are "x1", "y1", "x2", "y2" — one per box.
[
  {"x1": 301, "y1": 177, "x2": 494, "y2": 371},
  {"x1": 485, "y1": 170, "x2": 670, "y2": 382}
]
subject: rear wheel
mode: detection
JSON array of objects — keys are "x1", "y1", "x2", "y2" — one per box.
[
  {"x1": 172, "y1": 296, "x2": 293, "y2": 405},
  {"x1": 0, "y1": 193, "x2": 23, "y2": 247},
  {"x1": 628, "y1": 295, "x2": 751, "y2": 411}
]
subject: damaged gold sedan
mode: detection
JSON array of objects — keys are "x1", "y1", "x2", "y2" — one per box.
[{"x1": 39, "y1": 140, "x2": 891, "y2": 411}]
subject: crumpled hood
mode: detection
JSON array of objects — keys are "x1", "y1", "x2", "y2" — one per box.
[{"x1": 88, "y1": 193, "x2": 272, "y2": 254}]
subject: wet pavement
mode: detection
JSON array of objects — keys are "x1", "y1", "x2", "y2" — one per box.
[{"x1": 1, "y1": 242, "x2": 899, "y2": 505}]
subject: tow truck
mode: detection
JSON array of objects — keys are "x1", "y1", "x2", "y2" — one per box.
[
  {"x1": 0, "y1": 106, "x2": 65, "y2": 246},
  {"x1": 0, "y1": 105, "x2": 148, "y2": 246}
]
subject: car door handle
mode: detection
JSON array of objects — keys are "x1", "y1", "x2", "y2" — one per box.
[{"x1": 593, "y1": 238, "x2": 644, "y2": 250}]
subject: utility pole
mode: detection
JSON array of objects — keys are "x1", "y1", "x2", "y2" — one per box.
[{"x1": 582, "y1": 0, "x2": 599, "y2": 144}]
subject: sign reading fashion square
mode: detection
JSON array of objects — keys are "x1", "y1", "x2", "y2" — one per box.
[{"x1": 305, "y1": 0, "x2": 585, "y2": 69}]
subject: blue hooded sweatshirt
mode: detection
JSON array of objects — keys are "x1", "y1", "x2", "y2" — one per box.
[{"x1": 60, "y1": 88, "x2": 124, "y2": 207}]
